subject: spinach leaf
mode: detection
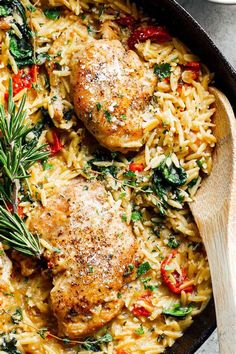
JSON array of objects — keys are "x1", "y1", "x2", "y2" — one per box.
[
  {"x1": 9, "y1": 35, "x2": 33, "y2": 67},
  {"x1": 2, "y1": 0, "x2": 34, "y2": 67},
  {"x1": 0, "y1": 5, "x2": 10, "y2": 16},
  {"x1": 163, "y1": 303, "x2": 193, "y2": 317},
  {"x1": 44, "y1": 7, "x2": 61, "y2": 20},
  {"x1": 0, "y1": 0, "x2": 26, "y2": 21},
  {"x1": 0, "y1": 333, "x2": 22, "y2": 354},
  {"x1": 157, "y1": 157, "x2": 187, "y2": 187},
  {"x1": 154, "y1": 63, "x2": 171, "y2": 80},
  {"x1": 188, "y1": 177, "x2": 198, "y2": 189},
  {"x1": 24, "y1": 120, "x2": 45, "y2": 149},
  {"x1": 152, "y1": 156, "x2": 187, "y2": 215}
]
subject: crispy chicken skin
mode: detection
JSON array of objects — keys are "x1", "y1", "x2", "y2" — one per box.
[
  {"x1": 71, "y1": 40, "x2": 157, "y2": 152},
  {"x1": 29, "y1": 179, "x2": 136, "y2": 339}
]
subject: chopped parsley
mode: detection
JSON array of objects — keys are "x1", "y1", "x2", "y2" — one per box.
[
  {"x1": 123, "y1": 171, "x2": 136, "y2": 178},
  {"x1": 135, "y1": 324, "x2": 144, "y2": 335},
  {"x1": 104, "y1": 110, "x2": 112, "y2": 122},
  {"x1": 87, "y1": 25, "x2": 92, "y2": 33},
  {"x1": 167, "y1": 235, "x2": 180, "y2": 249},
  {"x1": 154, "y1": 63, "x2": 171, "y2": 80},
  {"x1": 42, "y1": 162, "x2": 53, "y2": 171},
  {"x1": 121, "y1": 213, "x2": 127, "y2": 222},
  {"x1": 96, "y1": 103, "x2": 102, "y2": 111},
  {"x1": 88, "y1": 264, "x2": 94, "y2": 273},
  {"x1": 137, "y1": 262, "x2": 151, "y2": 278},
  {"x1": 145, "y1": 284, "x2": 158, "y2": 291},
  {"x1": 131, "y1": 211, "x2": 142, "y2": 222},
  {"x1": 140, "y1": 277, "x2": 152, "y2": 283},
  {"x1": 128, "y1": 264, "x2": 134, "y2": 271}
]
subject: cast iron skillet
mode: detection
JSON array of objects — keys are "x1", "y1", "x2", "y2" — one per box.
[{"x1": 134, "y1": 0, "x2": 236, "y2": 352}]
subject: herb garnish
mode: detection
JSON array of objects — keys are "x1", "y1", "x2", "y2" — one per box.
[
  {"x1": 131, "y1": 211, "x2": 142, "y2": 222},
  {"x1": 104, "y1": 110, "x2": 112, "y2": 122},
  {"x1": 154, "y1": 63, "x2": 171, "y2": 80},
  {"x1": 0, "y1": 333, "x2": 21, "y2": 354},
  {"x1": 152, "y1": 156, "x2": 187, "y2": 215},
  {"x1": 4, "y1": 0, "x2": 34, "y2": 67},
  {"x1": 135, "y1": 324, "x2": 144, "y2": 335},
  {"x1": 44, "y1": 8, "x2": 61, "y2": 20},
  {"x1": 137, "y1": 262, "x2": 151, "y2": 277},
  {"x1": 167, "y1": 235, "x2": 180, "y2": 249},
  {"x1": 163, "y1": 303, "x2": 193, "y2": 317},
  {"x1": 80, "y1": 334, "x2": 113, "y2": 351},
  {"x1": 11, "y1": 308, "x2": 23, "y2": 324},
  {"x1": 0, "y1": 80, "x2": 48, "y2": 257}
]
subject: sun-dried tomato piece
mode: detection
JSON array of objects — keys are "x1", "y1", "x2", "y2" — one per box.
[
  {"x1": 128, "y1": 25, "x2": 172, "y2": 49},
  {"x1": 132, "y1": 305, "x2": 151, "y2": 317}
]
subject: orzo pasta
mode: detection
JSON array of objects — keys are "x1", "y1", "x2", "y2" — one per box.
[{"x1": 0, "y1": 0, "x2": 215, "y2": 353}]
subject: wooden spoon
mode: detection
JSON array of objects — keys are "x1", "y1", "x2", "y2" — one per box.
[{"x1": 189, "y1": 87, "x2": 236, "y2": 354}]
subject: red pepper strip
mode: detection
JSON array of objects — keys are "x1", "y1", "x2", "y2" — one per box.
[
  {"x1": 161, "y1": 251, "x2": 194, "y2": 294},
  {"x1": 49, "y1": 130, "x2": 63, "y2": 155},
  {"x1": 128, "y1": 25, "x2": 172, "y2": 49},
  {"x1": 6, "y1": 201, "x2": 24, "y2": 218},
  {"x1": 132, "y1": 305, "x2": 151, "y2": 317},
  {"x1": 129, "y1": 162, "x2": 144, "y2": 172},
  {"x1": 116, "y1": 15, "x2": 136, "y2": 28}
]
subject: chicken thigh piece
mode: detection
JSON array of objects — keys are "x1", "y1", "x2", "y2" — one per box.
[
  {"x1": 71, "y1": 40, "x2": 157, "y2": 152},
  {"x1": 29, "y1": 178, "x2": 136, "y2": 339}
]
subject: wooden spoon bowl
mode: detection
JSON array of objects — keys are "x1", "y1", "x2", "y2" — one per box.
[{"x1": 190, "y1": 87, "x2": 236, "y2": 353}]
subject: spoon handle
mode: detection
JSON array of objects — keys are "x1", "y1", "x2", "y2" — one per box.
[
  {"x1": 203, "y1": 218, "x2": 236, "y2": 353},
  {"x1": 190, "y1": 87, "x2": 236, "y2": 354}
]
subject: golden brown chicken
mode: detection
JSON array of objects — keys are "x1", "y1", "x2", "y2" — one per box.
[
  {"x1": 71, "y1": 39, "x2": 157, "y2": 152},
  {"x1": 29, "y1": 178, "x2": 136, "y2": 339}
]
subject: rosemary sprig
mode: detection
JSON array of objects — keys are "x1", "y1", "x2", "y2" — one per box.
[
  {"x1": 0, "y1": 207, "x2": 41, "y2": 257},
  {"x1": 0, "y1": 79, "x2": 49, "y2": 257}
]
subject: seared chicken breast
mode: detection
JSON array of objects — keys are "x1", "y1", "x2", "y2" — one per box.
[
  {"x1": 29, "y1": 179, "x2": 136, "y2": 339},
  {"x1": 71, "y1": 40, "x2": 157, "y2": 152}
]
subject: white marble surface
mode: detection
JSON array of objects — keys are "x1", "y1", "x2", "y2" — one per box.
[{"x1": 175, "y1": 1, "x2": 236, "y2": 353}]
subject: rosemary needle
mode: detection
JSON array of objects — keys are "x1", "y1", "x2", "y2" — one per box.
[
  {"x1": 0, "y1": 207, "x2": 42, "y2": 257},
  {"x1": 0, "y1": 79, "x2": 49, "y2": 257}
]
